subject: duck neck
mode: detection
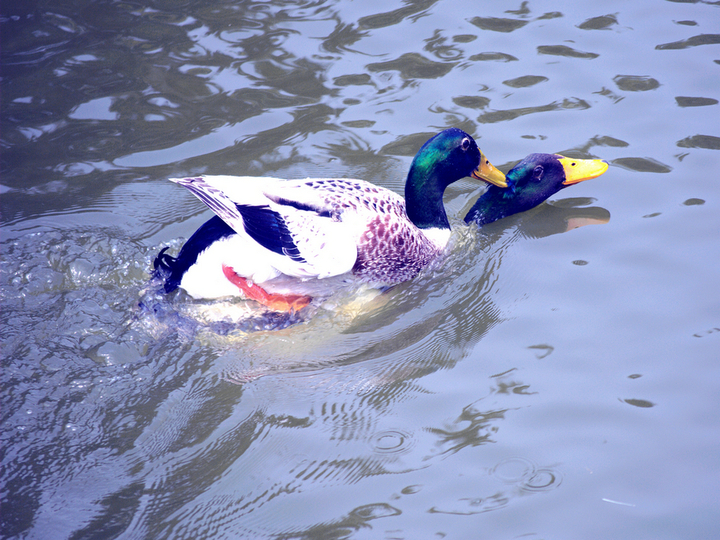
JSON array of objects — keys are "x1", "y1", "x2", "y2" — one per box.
[
  {"x1": 464, "y1": 186, "x2": 516, "y2": 226},
  {"x1": 405, "y1": 162, "x2": 451, "y2": 231}
]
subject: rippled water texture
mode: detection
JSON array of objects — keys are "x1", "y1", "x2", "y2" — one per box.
[{"x1": 2, "y1": 1, "x2": 719, "y2": 539}]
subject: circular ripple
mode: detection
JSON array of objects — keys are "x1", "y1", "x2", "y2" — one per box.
[
  {"x1": 490, "y1": 457, "x2": 534, "y2": 483},
  {"x1": 522, "y1": 468, "x2": 562, "y2": 492},
  {"x1": 350, "y1": 503, "x2": 401, "y2": 520},
  {"x1": 491, "y1": 458, "x2": 563, "y2": 492},
  {"x1": 369, "y1": 430, "x2": 414, "y2": 455}
]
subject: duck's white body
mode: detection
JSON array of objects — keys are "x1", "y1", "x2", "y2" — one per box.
[
  {"x1": 153, "y1": 128, "x2": 507, "y2": 309},
  {"x1": 169, "y1": 175, "x2": 450, "y2": 299}
]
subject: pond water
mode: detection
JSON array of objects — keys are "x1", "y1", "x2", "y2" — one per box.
[{"x1": 2, "y1": 0, "x2": 720, "y2": 538}]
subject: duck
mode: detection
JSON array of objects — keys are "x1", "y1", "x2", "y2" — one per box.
[
  {"x1": 464, "y1": 153, "x2": 609, "y2": 226},
  {"x1": 153, "y1": 128, "x2": 507, "y2": 311}
]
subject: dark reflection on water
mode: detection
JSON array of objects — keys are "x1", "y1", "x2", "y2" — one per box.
[
  {"x1": 478, "y1": 97, "x2": 590, "y2": 124},
  {"x1": 469, "y1": 17, "x2": 530, "y2": 34},
  {"x1": 614, "y1": 75, "x2": 661, "y2": 92},
  {"x1": 0, "y1": 200, "x2": 584, "y2": 537},
  {"x1": 675, "y1": 96, "x2": 718, "y2": 107},
  {"x1": 656, "y1": 33, "x2": 720, "y2": 50},
  {"x1": 469, "y1": 51, "x2": 518, "y2": 62},
  {"x1": 537, "y1": 44, "x2": 599, "y2": 59},
  {"x1": 577, "y1": 14, "x2": 618, "y2": 30},
  {"x1": 368, "y1": 53, "x2": 456, "y2": 79},
  {"x1": 612, "y1": 157, "x2": 673, "y2": 173},
  {"x1": 2, "y1": 0, "x2": 720, "y2": 538},
  {"x1": 677, "y1": 134, "x2": 720, "y2": 150},
  {"x1": 503, "y1": 75, "x2": 548, "y2": 88}
]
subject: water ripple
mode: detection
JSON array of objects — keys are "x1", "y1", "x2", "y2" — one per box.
[
  {"x1": 369, "y1": 429, "x2": 414, "y2": 455},
  {"x1": 614, "y1": 75, "x2": 660, "y2": 92},
  {"x1": 358, "y1": 1, "x2": 438, "y2": 30},
  {"x1": 502, "y1": 75, "x2": 548, "y2": 88},
  {"x1": 655, "y1": 33, "x2": 720, "y2": 50},
  {"x1": 469, "y1": 51, "x2": 518, "y2": 62},
  {"x1": 578, "y1": 14, "x2": 618, "y2": 30},
  {"x1": 677, "y1": 135, "x2": 720, "y2": 150},
  {"x1": 675, "y1": 96, "x2": 718, "y2": 107},
  {"x1": 537, "y1": 45, "x2": 599, "y2": 59},
  {"x1": 478, "y1": 98, "x2": 590, "y2": 124},
  {"x1": 491, "y1": 457, "x2": 563, "y2": 492},
  {"x1": 612, "y1": 157, "x2": 672, "y2": 173},
  {"x1": 429, "y1": 493, "x2": 509, "y2": 515},
  {"x1": 367, "y1": 52, "x2": 456, "y2": 80},
  {"x1": 469, "y1": 17, "x2": 529, "y2": 33}
]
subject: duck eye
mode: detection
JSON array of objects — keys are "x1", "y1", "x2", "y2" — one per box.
[
  {"x1": 461, "y1": 137, "x2": 471, "y2": 151},
  {"x1": 533, "y1": 165, "x2": 544, "y2": 180}
]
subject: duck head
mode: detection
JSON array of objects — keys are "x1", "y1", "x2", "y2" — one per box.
[
  {"x1": 464, "y1": 153, "x2": 609, "y2": 226},
  {"x1": 406, "y1": 128, "x2": 506, "y2": 230}
]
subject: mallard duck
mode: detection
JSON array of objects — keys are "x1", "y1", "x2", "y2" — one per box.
[
  {"x1": 464, "y1": 153, "x2": 608, "y2": 226},
  {"x1": 154, "y1": 128, "x2": 507, "y2": 311}
]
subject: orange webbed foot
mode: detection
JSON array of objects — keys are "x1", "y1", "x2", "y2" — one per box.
[{"x1": 222, "y1": 265, "x2": 312, "y2": 312}]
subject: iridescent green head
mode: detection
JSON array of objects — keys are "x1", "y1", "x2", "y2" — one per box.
[
  {"x1": 405, "y1": 128, "x2": 505, "y2": 229},
  {"x1": 464, "y1": 153, "x2": 609, "y2": 226}
]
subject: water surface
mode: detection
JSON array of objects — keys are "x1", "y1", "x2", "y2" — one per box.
[{"x1": 2, "y1": 1, "x2": 720, "y2": 538}]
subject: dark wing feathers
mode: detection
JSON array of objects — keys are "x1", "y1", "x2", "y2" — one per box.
[
  {"x1": 269, "y1": 196, "x2": 334, "y2": 219},
  {"x1": 236, "y1": 204, "x2": 306, "y2": 263}
]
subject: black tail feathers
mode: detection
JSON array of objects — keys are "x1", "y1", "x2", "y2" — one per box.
[{"x1": 152, "y1": 247, "x2": 181, "y2": 293}]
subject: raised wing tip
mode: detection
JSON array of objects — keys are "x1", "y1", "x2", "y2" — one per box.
[{"x1": 169, "y1": 177, "x2": 203, "y2": 185}]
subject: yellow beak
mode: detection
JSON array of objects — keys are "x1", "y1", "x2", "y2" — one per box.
[
  {"x1": 471, "y1": 151, "x2": 507, "y2": 188},
  {"x1": 557, "y1": 155, "x2": 609, "y2": 185}
]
